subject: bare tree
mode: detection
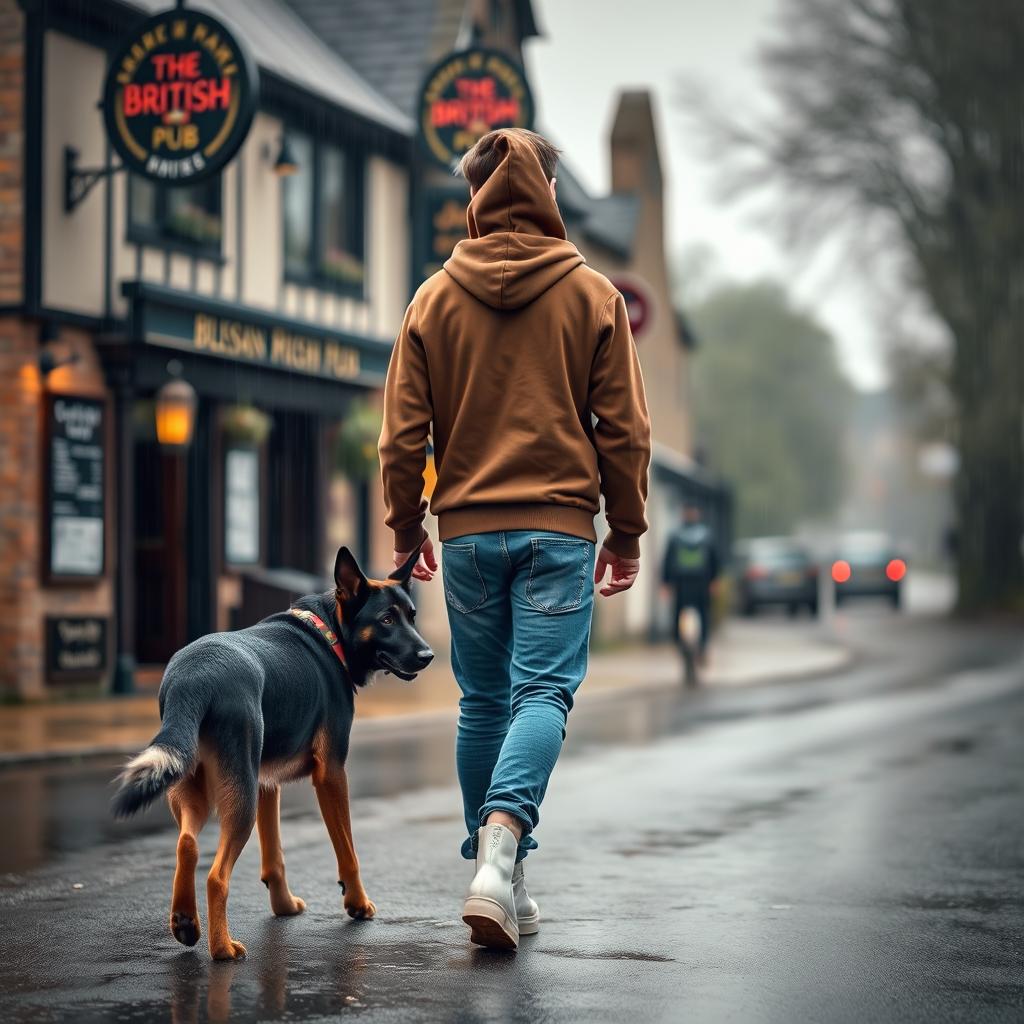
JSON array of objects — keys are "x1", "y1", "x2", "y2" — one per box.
[{"x1": 685, "y1": 0, "x2": 1024, "y2": 611}]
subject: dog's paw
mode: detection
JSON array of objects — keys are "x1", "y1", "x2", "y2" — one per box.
[
  {"x1": 272, "y1": 895, "x2": 306, "y2": 917},
  {"x1": 263, "y1": 875, "x2": 306, "y2": 916},
  {"x1": 344, "y1": 892, "x2": 376, "y2": 920},
  {"x1": 210, "y1": 938, "x2": 247, "y2": 961},
  {"x1": 170, "y1": 911, "x2": 201, "y2": 947}
]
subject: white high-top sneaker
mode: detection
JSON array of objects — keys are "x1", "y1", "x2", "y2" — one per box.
[
  {"x1": 463, "y1": 824, "x2": 519, "y2": 949},
  {"x1": 512, "y1": 861, "x2": 540, "y2": 935}
]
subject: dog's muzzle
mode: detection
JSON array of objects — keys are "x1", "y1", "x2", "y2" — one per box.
[{"x1": 377, "y1": 649, "x2": 433, "y2": 681}]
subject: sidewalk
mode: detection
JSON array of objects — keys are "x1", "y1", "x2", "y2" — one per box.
[{"x1": 0, "y1": 619, "x2": 849, "y2": 766}]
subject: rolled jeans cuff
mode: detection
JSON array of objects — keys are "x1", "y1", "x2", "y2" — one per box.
[{"x1": 461, "y1": 802, "x2": 539, "y2": 863}]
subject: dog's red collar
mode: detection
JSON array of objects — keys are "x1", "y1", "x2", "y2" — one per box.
[{"x1": 290, "y1": 608, "x2": 348, "y2": 671}]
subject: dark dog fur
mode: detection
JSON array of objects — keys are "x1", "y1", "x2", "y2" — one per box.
[{"x1": 111, "y1": 545, "x2": 432, "y2": 961}]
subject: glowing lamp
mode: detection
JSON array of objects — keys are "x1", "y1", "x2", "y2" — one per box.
[{"x1": 155, "y1": 377, "x2": 198, "y2": 449}]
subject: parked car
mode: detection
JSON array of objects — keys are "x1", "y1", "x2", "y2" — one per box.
[
  {"x1": 733, "y1": 537, "x2": 819, "y2": 617},
  {"x1": 831, "y1": 532, "x2": 906, "y2": 608}
]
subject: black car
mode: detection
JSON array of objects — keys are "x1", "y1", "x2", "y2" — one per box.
[
  {"x1": 831, "y1": 532, "x2": 906, "y2": 608},
  {"x1": 733, "y1": 537, "x2": 819, "y2": 617}
]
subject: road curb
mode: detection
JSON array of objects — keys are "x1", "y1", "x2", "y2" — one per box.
[{"x1": 0, "y1": 643, "x2": 856, "y2": 769}]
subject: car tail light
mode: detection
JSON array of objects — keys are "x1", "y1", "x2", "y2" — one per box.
[
  {"x1": 745, "y1": 565, "x2": 768, "y2": 581},
  {"x1": 831, "y1": 560, "x2": 851, "y2": 583},
  {"x1": 886, "y1": 558, "x2": 907, "y2": 582}
]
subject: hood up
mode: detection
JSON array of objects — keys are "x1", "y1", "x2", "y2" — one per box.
[{"x1": 444, "y1": 131, "x2": 585, "y2": 310}]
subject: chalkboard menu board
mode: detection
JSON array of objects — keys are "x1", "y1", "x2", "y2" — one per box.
[
  {"x1": 45, "y1": 615, "x2": 108, "y2": 682},
  {"x1": 45, "y1": 395, "x2": 106, "y2": 580}
]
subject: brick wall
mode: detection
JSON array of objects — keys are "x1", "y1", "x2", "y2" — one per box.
[
  {"x1": 0, "y1": 316, "x2": 40, "y2": 696},
  {"x1": 0, "y1": 0, "x2": 22, "y2": 305},
  {"x1": 0, "y1": 1, "x2": 27, "y2": 695},
  {"x1": 0, "y1": 320, "x2": 114, "y2": 699}
]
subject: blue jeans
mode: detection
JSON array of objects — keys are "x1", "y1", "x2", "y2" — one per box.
[{"x1": 442, "y1": 530, "x2": 595, "y2": 863}]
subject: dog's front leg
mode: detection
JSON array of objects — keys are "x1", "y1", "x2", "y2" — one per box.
[{"x1": 311, "y1": 764, "x2": 376, "y2": 919}]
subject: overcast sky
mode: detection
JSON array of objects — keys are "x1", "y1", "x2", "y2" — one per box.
[{"x1": 526, "y1": 0, "x2": 886, "y2": 390}]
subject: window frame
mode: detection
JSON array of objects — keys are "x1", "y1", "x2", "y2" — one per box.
[
  {"x1": 281, "y1": 128, "x2": 367, "y2": 300},
  {"x1": 126, "y1": 173, "x2": 226, "y2": 263}
]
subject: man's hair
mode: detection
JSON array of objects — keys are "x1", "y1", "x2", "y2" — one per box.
[{"x1": 456, "y1": 128, "x2": 561, "y2": 190}]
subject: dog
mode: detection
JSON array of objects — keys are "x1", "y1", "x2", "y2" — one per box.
[{"x1": 111, "y1": 544, "x2": 433, "y2": 961}]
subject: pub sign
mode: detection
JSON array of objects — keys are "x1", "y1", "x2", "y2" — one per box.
[
  {"x1": 102, "y1": 8, "x2": 258, "y2": 184},
  {"x1": 418, "y1": 48, "x2": 534, "y2": 168},
  {"x1": 124, "y1": 283, "x2": 393, "y2": 386},
  {"x1": 415, "y1": 188, "x2": 468, "y2": 285}
]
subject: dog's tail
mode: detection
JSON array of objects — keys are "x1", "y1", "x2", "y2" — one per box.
[{"x1": 111, "y1": 700, "x2": 202, "y2": 819}]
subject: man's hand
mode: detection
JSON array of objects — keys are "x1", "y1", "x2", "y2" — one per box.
[
  {"x1": 594, "y1": 545, "x2": 640, "y2": 597},
  {"x1": 393, "y1": 538, "x2": 437, "y2": 583}
]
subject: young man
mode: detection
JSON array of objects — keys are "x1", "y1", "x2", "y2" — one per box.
[{"x1": 378, "y1": 128, "x2": 651, "y2": 950}]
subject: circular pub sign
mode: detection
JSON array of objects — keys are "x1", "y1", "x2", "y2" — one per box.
[
  {"x1": 418, "y1": 47, "x2": 534, "y2": 169},
  {"x1": 102, "y1": 8, "x2": 258, "y2": 185},
  {"x1": 611, "y1": 275, "x2": 655, "y2": 341}
]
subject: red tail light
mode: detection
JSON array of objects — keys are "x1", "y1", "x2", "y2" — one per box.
[
  {"x1": 831, "y1": 560, "x2": 851, "y2": 584},
  {"x1": 886, "y1": 558, "x2": 907, "y2": 582},
  {"x1": 745, "y1": 565, "x2": 768, "y2": 581}
]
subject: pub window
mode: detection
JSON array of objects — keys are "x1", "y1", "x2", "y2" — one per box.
[
  {"x1": 283, "y1": 133, "x2": 315, "y2": 277},
  {"x1": 129, "y1": 174, "x2": 223, "y2": 255},
  {"x1": 282, "y1": 130, "x2": 366, "y2": 296},
  {"x1": 224, "y1": 447, "x2": 261, "y2": 566}
]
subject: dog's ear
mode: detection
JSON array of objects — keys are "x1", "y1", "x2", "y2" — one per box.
[
  {"x1": 387, "y1": 541, "x2": 423, "y2": 592},
  {"x1": 334, "y1": 547, "x2": 368, "y2": 609}
]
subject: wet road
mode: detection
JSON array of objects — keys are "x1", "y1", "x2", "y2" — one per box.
[{"x1": 1, "y1": 603, "x2": 1022, "y2": 1022}]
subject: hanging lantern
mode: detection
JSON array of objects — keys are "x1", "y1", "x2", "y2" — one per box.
[
  {"x1": 155, "y1": 377, "x2": 197, "y2": 449},
  {"x1": 273, "y1": 135, "x2": 299, "y2": 177}
]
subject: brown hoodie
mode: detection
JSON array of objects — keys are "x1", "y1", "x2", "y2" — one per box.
[{"x1": 378, "y1": 131, "x2": 652, "y2": 558}]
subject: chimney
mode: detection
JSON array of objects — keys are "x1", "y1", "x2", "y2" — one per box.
[{"x1": 609, "y1": 90, "x2": 663, "y2": 198}]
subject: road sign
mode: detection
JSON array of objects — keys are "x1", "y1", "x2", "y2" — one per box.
[{"x1": 610, "y1": 275, "x2": 655, "y2": 340}]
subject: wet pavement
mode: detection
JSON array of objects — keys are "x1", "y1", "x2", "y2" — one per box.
[
  {"x1": 0, "y1": 613, "x2": 848, "y2": 767},
  {"x1": 0, "y1": 600, "x2": 1022, "y2": 1022}
]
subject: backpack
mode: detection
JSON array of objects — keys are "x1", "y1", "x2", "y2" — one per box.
[{"x1": 671, "y1": 525, "x2": 711, "y2": 578}]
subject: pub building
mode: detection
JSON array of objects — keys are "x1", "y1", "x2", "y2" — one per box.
[
  {"x1": 0, "y1": 0, "x2": 418, "y2": 698},
  {"x1": 0, "y1": 0, "x2": 726, "y2": 700}
]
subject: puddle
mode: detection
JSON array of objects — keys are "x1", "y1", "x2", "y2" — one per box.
[{"x1": 540, "y1": 947, "x2": 675, "y2": 963}]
